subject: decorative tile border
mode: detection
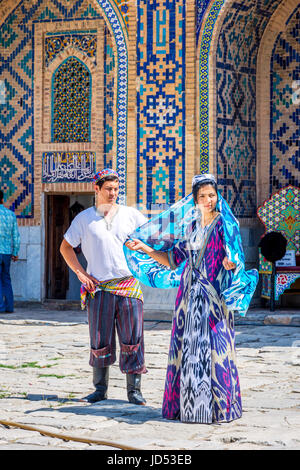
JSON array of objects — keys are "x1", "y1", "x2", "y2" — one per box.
[
  {"x1": 136, "y1": 0, "x2": 186, "y2": 211},
  {"x1": 198, "y1": 0, "x2": 224, "y2": 174},
  {"x1": 196, "y1": 0, "x2": 212, "y2": 46},
  {"x1": 95, "y1": 0, "x2": 128, "y2": 204},
  {"x1": 103, "y1": 27, "x2": 115, "y2": 169}
]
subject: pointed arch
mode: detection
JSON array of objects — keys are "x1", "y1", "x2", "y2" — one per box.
[
  {"x1": 198, "y1": 0, "x2": 285, "y2": 218},
  {"x1": 257, "y1": 0, "x2": 300, "y2": 205},
  {"x1": 51, "y1": 56, "x2": 92, "y2": 143}
]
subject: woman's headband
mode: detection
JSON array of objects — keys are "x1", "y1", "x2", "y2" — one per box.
[{"x1": 192, "y1": 174, "x2": 216, "y2": 189}]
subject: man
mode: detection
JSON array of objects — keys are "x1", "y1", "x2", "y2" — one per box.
[
  {"x1": 0, "y1": 190, "x2": 20, "y2": 313},
  {"x1": 60, "y1": 169, "x2": 148, "y2": 405}
]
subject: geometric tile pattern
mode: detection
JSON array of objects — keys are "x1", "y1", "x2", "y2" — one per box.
[
  {"x1": 258, "y1": 184, "x2": 300, "y2": 300},
  {"x1": 0, "y1": 0, "x2": 128, "y2": 216},
  {"x1": 136, "y1": 0, "x2": 186, "y2": 211},
  {"x1": 270, "y1": 5, "x2": 300, "y2": 195},
  {"x1": 0, "y1": 6, "x2": 34, "y2": 217},
  {"x1": 42, "y1": 151, "x2": 95, "y2": 182},
  {"x1": 51, "y1": 56, "x2": 91, "y2": 142},
  {"x1": 103, "y1": 27, "x2": 115, "y2": 169},
  {"x1": 215, "y1": 0, "x2": 282, "y2": 217},
  {"x1": 198, "y1": 0, "x2": 224, "y2": 174},
  {"x1": 257, "y1": 185, "x2": 300, "y2": 255}
]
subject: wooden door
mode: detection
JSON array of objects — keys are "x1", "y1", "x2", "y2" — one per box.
[{"x1": 46, "y1": 195, "x2": 70, "y2": 299}]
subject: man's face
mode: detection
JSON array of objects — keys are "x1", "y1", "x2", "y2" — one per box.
[{"x1": 95, "y1": 179, "x2": 119, "y2": 206}]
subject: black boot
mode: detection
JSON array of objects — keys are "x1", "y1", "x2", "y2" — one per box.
[
  {"x1": 83, "y1": 367, "x2": 109, "y2": 403},
  {"x1": 127, "y1": 374, "x2": 146, "y2": 405}
]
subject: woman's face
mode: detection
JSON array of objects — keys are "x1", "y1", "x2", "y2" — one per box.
[{"x1": 196, "y1": 184, "x2": 218, "y2": 215}]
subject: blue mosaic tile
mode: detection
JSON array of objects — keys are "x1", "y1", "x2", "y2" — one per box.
[
  {"x1": 214, "y1": 0, "x2": 282, "y2": 217},
  {"x1": 51, "y1": 56, "x2": 91, "y2": 143},
  {"x1": 270, "y1": 5, "x2": 300, "y2": 194},
  {"x1": 0, "y1": 0, "x2": 129, "y2": 216},
  {"x1": 136, "y1": 0, "x2": 186, "y2": 210}
]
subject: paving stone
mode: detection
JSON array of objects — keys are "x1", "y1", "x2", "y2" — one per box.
[{"x1": 0, "y1": 307, "x2": 299, "y2": 450}]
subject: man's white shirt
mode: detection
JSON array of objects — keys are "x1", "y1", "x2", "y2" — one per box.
[{"x1": 64, "y1": 205, "x2": 147, "y2": 281}]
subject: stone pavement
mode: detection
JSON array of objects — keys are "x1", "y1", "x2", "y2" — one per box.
[{"x1": 0, "y1": 305, "x2": 300, "y2": 450}]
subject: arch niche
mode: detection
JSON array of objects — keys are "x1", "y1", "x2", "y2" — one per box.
[
  {"x1": 257, "y1": 0, "x2": 300, "y2": 206},
  {"x1": 197, "y1": 0, "x2": 292, "y2": 220}
]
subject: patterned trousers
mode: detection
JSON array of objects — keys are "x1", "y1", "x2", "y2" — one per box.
[{"x1": 87, "y1": 290, "x2": 146, "y2": 374}]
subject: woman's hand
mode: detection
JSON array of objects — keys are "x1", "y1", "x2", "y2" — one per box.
[
  {"x1": 125, "y1": 239, "x2": 153, "y2": 254},
  {"x1": 125, "y1": 239, "x2": 170, "y2": 267},
  {"x1": 222, "y1": 256, "x2": 236, "y2": 271}
]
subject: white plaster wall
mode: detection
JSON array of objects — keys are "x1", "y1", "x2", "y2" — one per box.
[
  {"x1": 10, "y1": 226, "x2": 44, "y2": 302},
  {"x1": 9, "y1": 223, "x2": 262, "y2": 307}
]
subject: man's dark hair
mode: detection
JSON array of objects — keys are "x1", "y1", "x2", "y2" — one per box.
[
  {"x1": 0, "y1": 190, "x2": 3, "y2": 202},
  {"x1": 96, "y1": 175, "x2": 119, "y2": 189},
  {"x1": 192, "y1": 179, "x2": 218, "y2": 204}
]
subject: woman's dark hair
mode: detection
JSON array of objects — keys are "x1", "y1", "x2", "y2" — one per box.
[
  {"x1": 96, "y1": 175, "x2": 119, "y2": 189},
  {"x1": 192, "y1": 179, "x2": 218, "y2": 203},
  {"x1": 0, "y1": 190, "x2": 3, "y2": 202}
]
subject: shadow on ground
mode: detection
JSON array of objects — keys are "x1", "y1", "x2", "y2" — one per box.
[{"x1": 23, "y1": 395, "x2": 164, "y2": 425}]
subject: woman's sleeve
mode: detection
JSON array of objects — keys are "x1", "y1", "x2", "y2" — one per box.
[{"x1": 167, "y1": 240, "x2": 188, "y2": 270}]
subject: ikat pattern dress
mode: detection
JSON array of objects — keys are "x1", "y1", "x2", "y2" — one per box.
[{"x1": 162, "y1": 215, "x2": 242, "y2": 423}]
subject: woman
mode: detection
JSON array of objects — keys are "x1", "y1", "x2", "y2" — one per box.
[{"x1": 125, "y1": 174, "x2": 258, "y2": 423}]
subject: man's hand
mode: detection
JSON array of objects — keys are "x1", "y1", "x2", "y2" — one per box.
[
  {"x1": 222, "y1": 256, "x2": 236, "y2": 270},
  {"x1": 60, "y1": 239, "x2": 98, "y2": 290},
  {"x1": 76, "y1": 270, "x2": 99, "y2": 291},
  {"x1": 12, "y1": 255, "x2": 18, "y2": 262}
]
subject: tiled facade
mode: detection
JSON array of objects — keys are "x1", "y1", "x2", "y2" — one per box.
[
  {"x1": 0, "y1": 0, "x2": 299, "y2": 302},
  {"x1": 270, "y1": 4, "x2": 299, "y2": 194},
  {"x1": 213, "y1": 0, "x2": 283, "y2": 217},
  {"x1": 136, "y1": 0, "x2": 187, "y2": 211},
  {"x1": 51, "y1": 55, "x2": 92, "y2": 143}
]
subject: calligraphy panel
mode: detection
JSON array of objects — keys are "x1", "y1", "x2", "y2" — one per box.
[{"x1": 42, "y1": 151, "x2": 95, "y2": 183}]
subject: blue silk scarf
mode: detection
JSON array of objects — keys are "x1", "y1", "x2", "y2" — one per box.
[{"x1": 123, "y1": 193, "x2": 259, "y2": 316}]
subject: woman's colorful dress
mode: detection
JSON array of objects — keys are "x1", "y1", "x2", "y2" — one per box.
[{"x1": 162, "y1": 214, "x2": 242, "y2": 423}]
